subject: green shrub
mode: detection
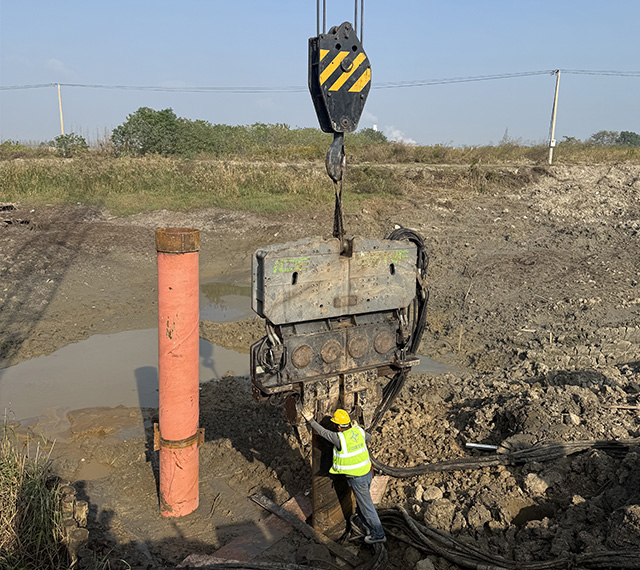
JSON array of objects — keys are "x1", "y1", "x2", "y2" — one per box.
[
  {"x1": 111, "y1": 107, "x2": 180, "y2": 156},
  {"x1": 52, "y1": 133, "x2": 88, "y2": 158},
  {"x1": 0, "y1": 140, "x2": 52, "y2": 160}
]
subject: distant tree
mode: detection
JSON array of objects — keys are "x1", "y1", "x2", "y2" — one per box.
[
  {"x1": 111, "y1": 107, "x2": 180, "y2": 156},
  {"x1": 52, "y1": 132, "x2": 88, "y2": 158},
  {"x1": 357, "y1": 127, "x2": 388, "y2": 144},
  {"x1": 618, "y1": 131, "x2": 640, "y2": 147},
  {"x1": 586, "y1": 130, "x2": 640, "y2": 147},
  {"x1": 587, "y1": 130, "x2": 620, "y2": 146},
  {"x1": 561, "y1": 136, "x2": 581, "y2": 144}
]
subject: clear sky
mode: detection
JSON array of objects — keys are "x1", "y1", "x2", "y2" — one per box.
[{"x1": 1, "y1": 0, "x2": 638, "y2": 146}]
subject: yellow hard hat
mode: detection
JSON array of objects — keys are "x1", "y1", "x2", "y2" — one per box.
[{"x1": 330, "y1": 409, "x2": 351, "y2": 425}]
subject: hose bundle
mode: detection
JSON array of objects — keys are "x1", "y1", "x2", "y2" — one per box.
[
  {"x1": 380, "y1": 506, "x2": 640, "y2": 570},
  {"x1": 371, "y1": 437, "x2": 640, "y2": 478},
  {"x1": 369, "y1": 227, "x2": 429, "y2": 429}
]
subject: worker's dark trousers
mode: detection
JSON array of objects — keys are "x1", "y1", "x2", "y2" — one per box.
[{"x1": 347, "y1": 470, "x2": 385, "y2": 540}]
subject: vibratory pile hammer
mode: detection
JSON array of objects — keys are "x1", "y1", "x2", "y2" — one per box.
[{"x1": 250, "y1": 1, "x2": 428, "y2": 538}]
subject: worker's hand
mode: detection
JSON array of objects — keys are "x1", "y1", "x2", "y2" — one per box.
[{"x1": 302, "y1": 409, "x2": 314, "y2": 422}]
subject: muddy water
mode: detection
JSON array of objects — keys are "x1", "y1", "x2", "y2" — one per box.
[
  {"x1": 414, "y1": 356, "x2": 455, "y2": 375},
  {"x1": 0, "y1": 329, "x2": 248, "y2": 423},
  {"x1": 200, "y1": 279, "x2": 253, "y2": 322},
  {"x1": 0, "y1": 279, "x2": 253, "y2": 426},
  {"x1": 1, "y1": 275, "x2": 451, "y2": 430}
]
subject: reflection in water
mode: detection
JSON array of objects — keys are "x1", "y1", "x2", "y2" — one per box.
[
  {"x1": 0, "y1": 318, "x2": 453, "y2": 427},
  {"x1": 0, "y1": 329, "x2": 248, "y2": 422},
  {"x1": 199, "y1": 280, "x2": 252, "y2": 322}
]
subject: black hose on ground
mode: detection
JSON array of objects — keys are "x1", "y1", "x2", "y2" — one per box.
[
  {"x1": 380, "y1": 506, "x2": 640, "y2": 570},
  {"x1": 371, "y1": 437, "x2": 640, "y2": 478}
]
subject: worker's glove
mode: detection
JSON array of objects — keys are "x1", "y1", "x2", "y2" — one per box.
[{"x1": 296, "y1": 400, "x2": 314, "y2": 422}]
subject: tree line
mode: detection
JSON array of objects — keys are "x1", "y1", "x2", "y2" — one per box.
[
  {"x1": 3, "y1": 106, "x2": 638, "y2": 158},
  {"x1": 107, "y1": 107, "x2": 387, "y2": 157},
  {"x1": 564, "y1": 130, "x2": 640, "y2": 147}
]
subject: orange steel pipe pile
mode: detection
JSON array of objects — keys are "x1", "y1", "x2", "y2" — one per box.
[{"x1": 155, "y1": 228, "x2": 202, "y2": 517}]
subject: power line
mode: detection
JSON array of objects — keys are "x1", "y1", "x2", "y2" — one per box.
[
  {"x1": 0, "y1": 83, "x2": 57, "y2": 90},
  {"x1": 62, "y1": 83, "x2": 309, "y2": 93},
  {"x1": 562, "y1": 69, "x2": 640, "y2": 77},
  {"x1": 374, "y1": 70, "x2": 554, "y2": 89},
  {"x1": 1, "y1": 69, "x2": 639, "y2": 93}
]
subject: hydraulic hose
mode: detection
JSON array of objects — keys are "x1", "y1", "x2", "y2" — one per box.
[
  {"x1": 369, "y1": 228, "x2": 429, "y2": 429},
  {"x1": 379, "y1": 506, "x2": 640, "y2": 570},
  {"x1": 371, "y1": 437, "x2": 640, "y2": 478}
]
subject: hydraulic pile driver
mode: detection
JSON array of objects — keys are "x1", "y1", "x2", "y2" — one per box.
[{"x1": 250, "y1": 1, "x2": 429, "y2": 538}]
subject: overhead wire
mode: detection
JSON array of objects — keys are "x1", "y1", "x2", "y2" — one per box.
[{"x1": 1, "y1": 69, "x2": 638, "y2": 92}]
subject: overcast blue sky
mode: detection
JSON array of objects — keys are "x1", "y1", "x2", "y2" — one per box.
[{"x1": 1, "y1": 0, "x2": 638, "y2": 145}]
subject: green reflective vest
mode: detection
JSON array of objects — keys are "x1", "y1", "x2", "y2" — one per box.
[{"x1": 330, "y1": 425, "x2": 371, "y2": 476}]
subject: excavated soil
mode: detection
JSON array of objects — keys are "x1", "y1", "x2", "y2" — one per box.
[{"x1": 1, "y1": 163, "x2": 640, "y2": 569}]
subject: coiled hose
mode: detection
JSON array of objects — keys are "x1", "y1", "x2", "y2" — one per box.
[
  {"x1": 380, "y1": 506, "x2": 640, "y2": 570},
  {"x1": 369, "y1": 227, "x2": 429, "y2": 430}
]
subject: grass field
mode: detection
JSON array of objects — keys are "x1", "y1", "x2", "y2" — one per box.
[{"x1": 2, "y1": 142, "x2": 638, "y2": 215}]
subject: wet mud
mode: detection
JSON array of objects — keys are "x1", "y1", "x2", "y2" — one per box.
[{"x1": 1, "y1": 163, "x2": 639, "y2": 568}]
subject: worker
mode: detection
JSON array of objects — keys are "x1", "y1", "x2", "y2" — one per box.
[{"x1": 301, "y1": 407, "x2": 386, "y2": 544}]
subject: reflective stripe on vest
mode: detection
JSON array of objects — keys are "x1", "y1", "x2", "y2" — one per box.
[{"x1": 330, "y1": 425, "x2": 371, "y2": 476}]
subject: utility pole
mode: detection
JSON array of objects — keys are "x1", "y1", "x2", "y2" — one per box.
[
  {"x1": 548, "y1": 70, "x2": 561, "y2": 165},
  {"x1": 57, "y1": 83, "x2": 65, "y2": 135}
]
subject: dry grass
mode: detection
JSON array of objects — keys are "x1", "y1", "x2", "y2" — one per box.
[
  {"x1": 0, "y1": 156, "x2": 398, "y2": 215},
  {"x1": 0, "y1": 422, "x2": 65, "y2": 569},
  {"x1": 2, "y1": 141, "x2": 638, "y2": 216},
  {"x1": 348, "y1": 142, "x2": 640, "y2": 165}
]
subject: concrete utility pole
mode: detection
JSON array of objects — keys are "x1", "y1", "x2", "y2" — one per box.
[
  {"x1": 57, "y1": 84, "x2": 65, "y2": 136},
  {"x1": 548, "y1": 70, "x2": 561, "y2": 165}
]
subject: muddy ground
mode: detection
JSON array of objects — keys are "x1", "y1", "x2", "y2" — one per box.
[{"x1": 1, "y1": 163, "x2": 640, "y2": 568}]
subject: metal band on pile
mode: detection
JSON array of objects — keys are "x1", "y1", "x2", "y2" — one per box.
[{"x1": 153, "y1": 423, "x2": 204, "y2": 450}]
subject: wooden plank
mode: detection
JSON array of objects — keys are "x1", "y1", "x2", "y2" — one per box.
[
  {"x1": 180, "y1": 494, "x2": 312, "y2": 566},
  {"x1": 250, "y1": 493, "x2": 361, "y2": 567},
  {"x1": 370, "y1": 475, "x2": 389, "y2": 505}
]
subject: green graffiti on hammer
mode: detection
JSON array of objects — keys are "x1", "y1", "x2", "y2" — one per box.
[
  {"x1": 358, "y1": 249, "x2": 409, "y2": 268},
  {"x1": 272, "y1": 256, "x2": 311, "y2": 274}
]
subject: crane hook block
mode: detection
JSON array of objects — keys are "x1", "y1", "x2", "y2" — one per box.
[{"x1": 309, "y1": 21, "x2": 371, "y2": 134}]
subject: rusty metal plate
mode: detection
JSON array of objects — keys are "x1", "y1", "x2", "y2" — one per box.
[
  {"x1": 312, "y1": 431, "x2": 353, "y2": 540},
  {"x1": 252, "y1": 237, "x2": 417, "y2": 325}
]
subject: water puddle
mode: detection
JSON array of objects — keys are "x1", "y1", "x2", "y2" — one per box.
[
  {"x1": 0, "y1": 328, "x2": 249, "y2": 423},
  {"x1": 200, "y1": 279, "x2": 252, "y2": 322},
  {"x1": 413, "y1": 356, "x2": 458, "y2": 375}
]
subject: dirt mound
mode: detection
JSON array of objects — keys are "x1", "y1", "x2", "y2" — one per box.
[{"x1": 374, "y1": 368, "x2": 640, "y2": 565}]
